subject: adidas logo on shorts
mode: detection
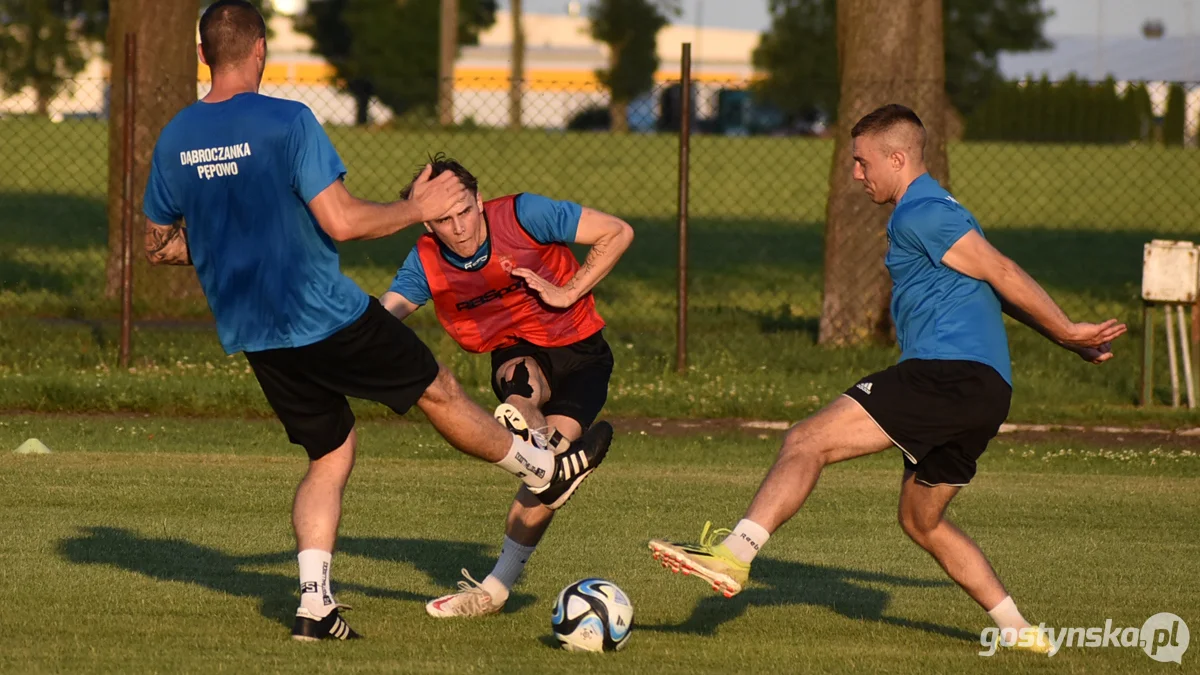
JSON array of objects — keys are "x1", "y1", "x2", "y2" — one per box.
[{"x1": 856, "y1": 382, "x2": 873, "y2": 395}]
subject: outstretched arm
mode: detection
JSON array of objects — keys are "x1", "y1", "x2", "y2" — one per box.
[
  {"x1": 145, "y1": 218, "x2": 192, "y2": 266},
  {"x1": 512, "y1": 207, "x2": 634, "y2": 308},
  {"x1": 941, "y1": 230, "x2": 1126, "y2": 363},
  {"x1": 308, "y1": 165, "x2": 468, "y2": 243}
]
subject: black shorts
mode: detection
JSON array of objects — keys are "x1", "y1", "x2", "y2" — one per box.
[
  {"x1": 489, "y1": 330, "x2": 614, "y2": 430},
  {"x1": 244, "y1": 297, "x2": 439, "y2": 461},
  {"x1": 843, "y1": 359, "x2": 1011, "y2": 487}
]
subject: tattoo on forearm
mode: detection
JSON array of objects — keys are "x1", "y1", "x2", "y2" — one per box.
[
  {"x1": 566, "y1": 241, "x2": 606, "y2": 293},
  {"x1": 145, "y1": 223, "x2": 193, "y2": 266}
]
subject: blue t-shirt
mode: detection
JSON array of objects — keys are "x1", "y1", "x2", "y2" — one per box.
[
  {"x1": 143, "y1": 93, "x2": 368, "y2": 354},
  {"x1": 388, "y1": 193, "x2": 582, "y2": 305},
  {"x1": 886, "y1": 173, "x2": 1012, "y2": 385}
]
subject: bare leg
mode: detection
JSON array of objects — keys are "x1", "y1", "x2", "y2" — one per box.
[
  {"x1": 897, "y1": 471, "x2": 1009, "y2": 610},
  {"x1": 429, "y1": 359, "x2": 595, "y2": 613},
  {"x1": 496, "y1": 356, "x2": 552, "y2": 432},
  {"x1": 492, "y1": 357, "x2": 580, "y2": 547},
  {"x1": 415, "y1": 365, "x2": 518, "y2": 463},
  {"x1": 507, "y1": 413, "x2": 583, "y2": 545},
  {"x1": 743, "y1": 396, "x2": 895, "y2": 533},
  {"x1": 294, "y1": 428, "x2": 356, "y2": 551},
  {"x1": 292, "y1": 430, "x2": 359, "y2": 629},
  {"x1": 648, "y1": 397, "x2": 898, "y2": 597}
]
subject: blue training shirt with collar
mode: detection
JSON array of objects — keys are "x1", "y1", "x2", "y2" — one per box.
[
  {"x1": 388, "y1": 193, "x2": 583, "y2": 306},
  {"x1": 143, "y1": 92, "x2": 368, "y2": 355},
  {"x1": 886, "y1": 173, "x2": 1012, "y2": 385}
]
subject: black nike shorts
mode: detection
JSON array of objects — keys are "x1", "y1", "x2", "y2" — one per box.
[
  {"x1": 244, "y1": 296, "x2": 439, "y2": 461},
  {"x1": 843, "y1": 359, "x2": 1012, "y2": 487},
  {"x1": 489, "y1": 330, "x2": 614, "y2": 431}
]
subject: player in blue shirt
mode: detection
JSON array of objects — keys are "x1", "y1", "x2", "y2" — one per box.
[
  {"x1": 379, "y1": 157, "x2": 634, "y2": 618},
  {"x1": 142, "y1": 0, "x2": 612, "y2": 642},
  {"x1": 648, "y1": 104, "x2": 1126, "y2": 654}
]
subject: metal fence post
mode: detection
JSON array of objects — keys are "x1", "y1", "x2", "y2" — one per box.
[
  {"x1": 119, "y1": 32, "x2": 137, "y2": 369},
  {"x1": 675, "y1": 43, "x2": 692, "y2": 374},
  {"x1": 1141, "y1": 301, "x2": 1155, "y2": 406},
  {"x1": 438, "y1": 0, "x2": 458, "y2": 127},
  {"x1": 1193, "y1": 301, "x2": 1199, "y2": 404}
]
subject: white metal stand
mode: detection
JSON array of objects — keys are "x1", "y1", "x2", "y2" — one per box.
[{"x1": 1140, "y1": 240, "x2": 1200, "y2": 409}]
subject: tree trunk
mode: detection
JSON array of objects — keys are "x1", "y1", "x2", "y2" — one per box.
[
  {"x1": 610, "y1": 100, "x2": 629, "y2": 133},
  {"x1": 353, "y1": 86, "x2": 371, "y2": 126},
  {"x1": 915, "y1": 0, "x2": 949, "y2": 189},
  {"x1": 818, "y1": 0, "x2": 949, "y2": 346},
  {"x1": 508, "y1": 0, "x2": 524, "y2": 130},
  {"x1": 104, "y1": 0, "x2": 203, "y2": 308},
  {"x1": 35, "y1": 83, "x2": 52, "y2": 117}
]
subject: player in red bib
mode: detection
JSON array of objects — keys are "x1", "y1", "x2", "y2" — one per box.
[{"x1": 380, "y1": 156, "x2": 634, "y2": 618}]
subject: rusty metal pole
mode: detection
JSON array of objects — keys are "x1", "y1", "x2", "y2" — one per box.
[
  {"x1": 1141, "y1": 301, "x2": 1155, "y2": 406},
  {"x1": 438, "y1": 0, "x2": 458, "y2": 127},
  {"x1": 675, "y1": 43, "x2": 692, "y2": 374},
  {"x1": 509, "y1": 0, "x2": 524, "y2": 130},
  {"x1": 1193, "y1": 301, "x2": 1199, "y2": 404},
  {"x1": 119, "y1": 32, "x2": 137, "y2": 369}
]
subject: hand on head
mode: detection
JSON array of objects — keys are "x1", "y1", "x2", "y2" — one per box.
[{"x1": 407, "y1": 164, "x2": 470, "y2": 222}]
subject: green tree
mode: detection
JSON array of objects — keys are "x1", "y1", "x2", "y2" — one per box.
[
  {"x1": 1124, "y1": 82, "x2": 1153, "y2": 142},
  {"x1": 750, "y1": 0, "x2": 837, "y2": 123},
  {"x1": 588, "y1": 0, "x2": 679, "y2": 133},
  {"x1": 965, "y1": 75, "x2": 1142, "y2": 144},
  {"x1": 944, "y1": 0, "x2": 1052, "y2": 114},
  {"x1": 754, "y1": 0, "x2": 1052, "y2": 120},
  {"x1": 1097, "y1": 78, "x2": 1123, "y2": 142},
  {"x1": 0, "y1": 0, "x2": 106, "y2": 116},
  {"x1": 1164, "y1": 82, "x2": 1186, "y2": 146},
  {"x1": 297, "y1": 0, "x2": 496, "y2": 126}
]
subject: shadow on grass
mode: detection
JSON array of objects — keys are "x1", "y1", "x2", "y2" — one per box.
[
  {"x1": 640, "y1": 555, "x2": 977, "y2": 643},
  {"x1": 0, "y1": 258, "x2": 80, "y2": 296},
  {"x1": 337, "y1": 216, "x2": 1149, "y2": 303},
  {"x1": 0, "y1": 192, "x2": 105, "y2": 251},
  {"x1": 58, "y1": 526, "x2": 533, "y2": 631},
  {"x1": 0, "y1": 193, "x2": 1153, "y2": 328}
]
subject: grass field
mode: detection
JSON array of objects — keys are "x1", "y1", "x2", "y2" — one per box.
[
  {"x1": 3, "y1": 119, "x2": 1200, "y2": 422},
  {"x1": 4, "y1": 116, "x2": 1197, "y2": 675},
  {"x1": 1, "y1": 415, "x2": 1197, "y2": 673}
]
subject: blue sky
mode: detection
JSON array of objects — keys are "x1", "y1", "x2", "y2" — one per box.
[{"x1": 509, "y1": 1, "x2": 1200, "y2": 38}]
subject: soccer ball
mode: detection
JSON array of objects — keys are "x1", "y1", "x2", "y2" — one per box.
[{"x1": 550, "y1": 578, "x2": 634, "y2": 652}]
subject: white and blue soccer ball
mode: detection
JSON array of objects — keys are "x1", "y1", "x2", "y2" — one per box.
[{"x1": 550, "y1": 578, "x2": 634, "y2": 652}]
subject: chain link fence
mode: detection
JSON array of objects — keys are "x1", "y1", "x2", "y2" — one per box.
[{"x1": 2, "y1": 71, "x2": 1199, "y2": 417}]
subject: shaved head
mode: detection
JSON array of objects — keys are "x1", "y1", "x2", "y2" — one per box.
[
  {"x1": 199, "y1": 0, "x2": 267, "y2": 71},
  {"x1": 850, "y1": 104, "x2": 930, "y2": 205},
  {"x1": 852, "y1": 104, "x2": 926, "y2": 163}
]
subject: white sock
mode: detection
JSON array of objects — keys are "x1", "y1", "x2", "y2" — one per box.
[
  {"x1": 480, "y1": 576, "x2": 511, "y2": 605},
  {"x1": 987, "y1": 596, "x2": 1030, "y2": 631},
  {"x1": 484, "y1": 536, "x2": 537, "y2": 602},
  {"x1": 495, "y1": 436, "x2": 555, "y2": 489},
  {"x1": 720, "y1": 519, "x2": 771, "y2": 564},
  {"x1": 298, "y1": 549, "x2": 335, "y2": 617}
]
